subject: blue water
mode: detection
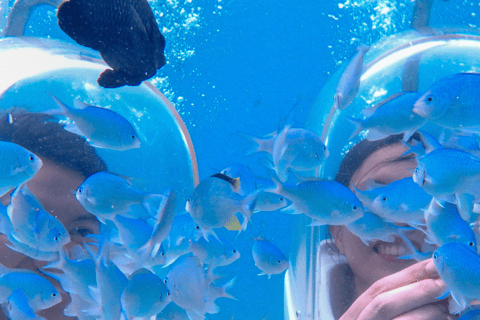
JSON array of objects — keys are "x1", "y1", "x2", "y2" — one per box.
[{"x1": 7, "y1": 0, "x2": 480, "y2": 319}]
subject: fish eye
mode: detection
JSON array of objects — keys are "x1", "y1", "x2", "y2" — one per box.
[
  {"x1": 195, "y1": 225, "x2": 200, "y2": 230},
  {"x1": 233, "y1": 249, "x2": 236, "y2": 253},
  {"x1": 323, "y1": 146, "x2": 327, "y2": 151},
  {"x1": 433, "y1": 253, "x2": 437, "y2": 259},
  {"x1": 352, "y1": 205, "x2": 358, "y2": 210},
  {"x1": 426, "y1": 95, "x2": 434, "y2": 103},
  {"x1": 77, "y1": 187, "x2": 83, "y2": 193},
  {"x1": 382, "y1": 196, "x2": 387, "y2": 201},
  {"x1": 187, "y1": 197, "x2": 191, "y2": 203},
  {"x1": 28, "y1": 154, "x2": 35, "y2": 161},
  {"x1": 469, "y1": 241, "x2": 475, "y2": 247},
  {"x1": 131, "y1": 134, "x2": 136, "y2": 139},
  {"x1": 167, "y1": 290, "x2": 171, "y2": 296},
  {"x1": 52, "y1": 293, "x2": 57, "y2": 297},
  {"x1": 277, "y1": 260, "x2": 282, "y2": 264},
  {"x1": 161, "y1": 251, "x2": 165, "y2": 256},
  {"x1": 280, "y1": 197, "x2": 284, "y2": 201},
  {"x1": 164, "y1": 279, "x2": 168, "y2": 284}
]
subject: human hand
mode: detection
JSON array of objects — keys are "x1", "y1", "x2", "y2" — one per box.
[{"x1": 339, "y1": 259, "x2": 454, "y2": 320}]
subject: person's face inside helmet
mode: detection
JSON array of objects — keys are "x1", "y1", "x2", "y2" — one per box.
[
  {"x1": 0, "y1": 159, "x2": 99, "y2": 319},
  {"x1": 331, "y1": 141, "x2": 428, "y2": 299}
]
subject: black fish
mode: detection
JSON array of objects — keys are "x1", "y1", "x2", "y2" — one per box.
[{"x1": 57, "y1": 0, "x2": 166, "y2": 88}]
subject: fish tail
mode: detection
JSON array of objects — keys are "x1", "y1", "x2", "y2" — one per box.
[
  {"x1": 239, "y1": 190, "x2": 260, "y2": 231},
  {"x1": 397, "y1": 233, "x2": 431, "y2": 261},
  {"x1": 344, "y1": 116, "x2": 365, "y2": 140},
  {"x1": 218, "y1": 276, "x2": 238, "y2": 300},
  {"x1": 142, "y1": 193, "x2": 167, "y2": 217},
  {"x1": 235, "y1": 132, "x2": 272, "y2": 156}
]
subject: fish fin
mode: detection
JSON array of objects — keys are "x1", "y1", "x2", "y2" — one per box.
[
  {"x1": 364, "y1": 178, "x2": 385, "y2": 190},
  {"x1": 361, "y1": 105, "x2": 377, "y2": 117},
  {"x1": 239, "y1": 190, "x2": 260, "y2": 226},
  {"x1": 402, "y1": 129, "x2": 416, "y2": 142},
  {"x1": 224, "y1": 215, "x2": 241, "y2": 231},
  {"x1": 456, "y1": 193, "x2": 475, "y2": 223},
  {"x1": 258, "y1": 157, "x2": 274, "y2": 170},
  {"x1": 280, "y1": 204, "x2": 302, "y2": 215},
  {"x1": 235, "y1": 132, "x2": 272, "y2": 155},
  {"x1": 63, "y1": 121, "x2": 84, "y2": 137},
  {"x1": 365, "y1": 129, "x2": 390, "y2": 141},
  {"x1": 73, "y1": 99, "x2": 91, "y2": 110},
  {"x1": 360, "y1": 238, "x2": 372, "y2": 246},
  {"x1": 450, "y1": 291, "x2": 470, "y2": 312},
  {"x1": 418, "y1": 131, "x2": 443, "y2": 153},
  {"x1": 334, "y1": 93, "x2": 342, "y2": 110},
  {"x1": 275, "y1": 161, "x2": 289, "y2": 183},
  {"x1": 448, "y1": 294, "x2": 467, "y2": 315},
  {"x1": 46, "y1": 92, "x2": 75, "y2": 112},
  {"x1": 436, "y1": 289, "x2": 450, "y2": 300}
]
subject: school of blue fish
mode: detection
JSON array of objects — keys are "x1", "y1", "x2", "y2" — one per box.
[{"x1": 1, "y1": 32, "x2": 480, "y2": 318}]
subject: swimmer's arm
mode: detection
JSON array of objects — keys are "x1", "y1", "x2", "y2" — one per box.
[{"x1": 339, "y1": 259, "x2": 455, "y2": 320}]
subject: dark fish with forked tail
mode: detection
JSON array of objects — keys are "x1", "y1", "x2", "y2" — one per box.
[{"x1": 57, "y1": 0, "x2": 166, "y2": 88}]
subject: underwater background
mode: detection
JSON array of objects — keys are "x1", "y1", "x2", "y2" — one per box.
[{"x1": 1, "y1": 0, "x2": 480, "y2": 319}]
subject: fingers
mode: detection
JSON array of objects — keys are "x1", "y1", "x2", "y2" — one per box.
[
  {"x1": 339, "y1": 259, "x2": 439, "y2": 320},
  {"x1": 392, "y1": 303, "x2": 450, "y2": 320},
  {"x1": 357, "y1": 278, "x2": 447, "y2": 320}
]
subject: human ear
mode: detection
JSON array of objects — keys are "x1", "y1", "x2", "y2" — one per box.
[{"x1": 330, "y1": 225, "x2": 346, "y2": 255}]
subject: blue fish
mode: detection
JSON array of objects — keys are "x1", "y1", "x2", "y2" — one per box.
[
  {"x1": 334, "y1": 45, "x2": 370, "y2": 110},
  {"x1": 433, "y1": 242, "x2": 480, "y2": 311},
  {"x1": 348, "y1": 91, "x2": 426, "y2": 141},
  {"x1": 345, "y1": 211, "x2": 415, "y2": 245},
  {"x1": 165, "y1": 256, "x2": 236, "y2": 319},
  {"x1": 270, "y1": 177, "x2": 364, "y2": 226},
  {"x1": 121, "y1": 269, "x2": 171, "y2": 318},
  {"x1": 186, "y1": 174, "x2": 258, "y2": 239},
  {"x1": 6, "y1": 289, "x2": 46, "y2": 320},
  {"x1": 47, "y1": 93, "x2": 140, "y2": 150},
  {"x1": 413, "y1": 73, "x2": 480, "y2": 134},
  {"x1": 272, "y1": 126, "x2": 329, "y2": 182},
  {"x1": 0, "y1": 141, "x2": 42, "y2": 196},
  {"x1": 413, "y1": 148, "x2": 480, "y2": 198},
  {"x1": 76, "y1": 171, "x2": 164, "y2": 221},
  {"x1": 425, "y1": 199, "x2": 477, "y2": 251},
  {"x1": 7, "y1": 184, "x2": 70, "y2": 252},
  {"x1": 252, "y1": 237, "x2": 289, "y2": 279},
  {"x1": 369, "y1": 177, "x2": 432, "y2": 226},
  {"x1": 41, "y1": 247, "x2": 97, "y2": 305},
  {"x1": 0, "y1": 265, "x2": 61, "y2": 311},
  {"x1": 189, "y1": 235, "x2": 240, "y2": 270}
]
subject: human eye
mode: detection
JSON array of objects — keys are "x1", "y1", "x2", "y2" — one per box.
[{"x1": 67, "y1": 215, "x2": 100, "y2": 243}]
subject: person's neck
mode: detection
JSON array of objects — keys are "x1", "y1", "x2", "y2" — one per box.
[{"x1": 353, "y1": 274, "x2": 371, "y2": 301}]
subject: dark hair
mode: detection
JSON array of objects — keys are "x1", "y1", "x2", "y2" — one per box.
[
  {"x1": 0, "y1": 111, "x2": 108, "y2": 177},
  {"x1": 334, "y1": 133, "x2": 419, "y2": 187}
]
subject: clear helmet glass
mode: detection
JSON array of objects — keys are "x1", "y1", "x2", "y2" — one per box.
[
  {"x1": 285, "y1": 29, "x2": 480, "y2": 319},
  {"x1": 0, "y1": 36, "x2": 198, "y2": 211}
]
